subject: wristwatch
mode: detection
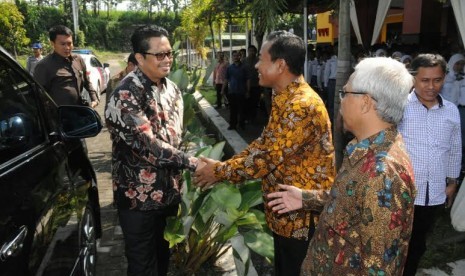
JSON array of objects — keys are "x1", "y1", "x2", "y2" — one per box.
[{"x1": 446, "y1": 177, "x2": 458, "y2": 185}]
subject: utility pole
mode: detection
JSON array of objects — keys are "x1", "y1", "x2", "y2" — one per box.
[
  {"x1": 71, "y1": 0, "x2": 79, "y2": 43},
  {"x1": 334, "y1": 0, "x2": 352, "y2": 170}
]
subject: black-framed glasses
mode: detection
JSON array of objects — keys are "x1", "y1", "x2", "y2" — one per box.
[
  {"x1": 143, "y1": 51, "x2": 174, "y2": 61},
  {"x1": 338, "y1": 89, "x2": 373, "y2": 100}
]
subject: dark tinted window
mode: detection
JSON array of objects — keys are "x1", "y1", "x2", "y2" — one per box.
[
  {"x1": 90, "y1": 57, "x2": 102, "y2": 68},
  {"x1": 0, "y1": 57, "x2": 45, "y2": 163}
]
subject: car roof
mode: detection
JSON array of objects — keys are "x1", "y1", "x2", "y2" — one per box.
[{"x1": 72, "y1": 49, "x2": 93, "y2": 55}]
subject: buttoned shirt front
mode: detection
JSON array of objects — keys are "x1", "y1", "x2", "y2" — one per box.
[
  {"x1": 213, "y1": 60, "x2": 229, "y2": 85},
  {"x1": 105, "y1": 68, "x2": 198, "y2": 211},
  {"x1": 398, "y1": 91, "x2": 461, "y2": 206},
  {"x1": 301, "y1": 127, "x2": 415, "y2": 276},
  {"x1": 214, "y1": 76, "x2": 335, "y2": 240},
  {"x1": 34, "y1": 52, "x2": 98, "y2": 105},
  {"x1": 323, "y1": 55, "x2": 337, "y2": 87}
]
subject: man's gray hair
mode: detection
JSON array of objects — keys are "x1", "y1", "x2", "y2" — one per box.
[{"x1": 351, "y1": 57, "x2": 413, "y2": 124}]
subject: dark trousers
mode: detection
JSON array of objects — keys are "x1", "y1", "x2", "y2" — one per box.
[
  {"x1": 118, "y1": 206, "x2": 177, "y2": 276},
  {"x1": 246, "y1": 86, "x2": 262, "y2": 121},
  {"x1": 273, "y1": 223, "x2": 315, "y2": 276},
  {"x1": 228, "y1": 93, "x2": 246, "y2": 128},
  {"x1": 215, "y1": 83, "x2": 223, "y2": 107},
  {"x1": 326, "y1": 79, "x2": 336, "y2": 123},
  {"x1": 403, "y1": 205, "x2": 441, "y2": 276}
]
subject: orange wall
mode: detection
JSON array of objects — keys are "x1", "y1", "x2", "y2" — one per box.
[{"x1": 317, "y1": 11, "x2": 336, "y2": 44}]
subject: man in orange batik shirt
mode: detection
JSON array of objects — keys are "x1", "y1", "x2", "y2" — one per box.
[{"x1": 194, "y1": 31, "x2": 335, "y2": 276}]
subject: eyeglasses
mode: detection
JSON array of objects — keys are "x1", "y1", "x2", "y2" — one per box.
[
  {"x1": 339, "y1": 89, "x2": 374, "y2": 101},
  {"x1": 143, "y1": 51, "x2": 174, "y2": 61}
]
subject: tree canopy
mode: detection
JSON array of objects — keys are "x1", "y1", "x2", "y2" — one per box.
[{"x1": 0, "y1": 2, "x2": 29, "y2": 56}]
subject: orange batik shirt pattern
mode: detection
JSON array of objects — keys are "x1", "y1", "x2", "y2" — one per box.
[{"x1": 214, "y1": 76, "x2": 335, "y2": 240}]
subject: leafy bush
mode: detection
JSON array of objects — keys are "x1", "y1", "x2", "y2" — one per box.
[{"x1": 164, "y1": 143, "x2": 274, "y2": 276}]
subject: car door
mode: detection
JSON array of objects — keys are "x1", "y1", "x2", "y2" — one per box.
[
  {"x1": 89, "y1": 56, "x2": 105, "y2": 91},
  {"x1": 0, "y1": 50, "x2": 83, "y2": 275}
]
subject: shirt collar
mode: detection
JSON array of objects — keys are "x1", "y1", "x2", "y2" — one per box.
[
  {"x1": 135, "y1": 67, "x2": 167, "y2": 91},
  {"x1": 273, "y1": 75, "x2": 306, "y2": 96},
  {"x1": 346, "y1": 126, "x2": 397, "y2": 165},
  {"x1": 410, "y1": 89, "x2": 443, "y2": 108},
  {"x1": 51, "y1": 51, "x2": 74, "y2": 63}
]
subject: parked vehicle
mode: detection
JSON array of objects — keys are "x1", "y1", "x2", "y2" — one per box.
[
  {"x1": 72, "y1": 49, "x2": 110, "y2": 101},
  {"x1": 0, "y1": 46, "x2": 103, "y2": 275}
]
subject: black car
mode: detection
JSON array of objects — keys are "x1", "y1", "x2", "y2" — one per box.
[{"x1": 0, "y1": 46, "x2": 102, "y2": 275}]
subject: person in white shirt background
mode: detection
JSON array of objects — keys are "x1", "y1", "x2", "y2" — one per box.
[
  {"x1": 323, "y1": 46, "x2": 337, "y2": 122},
  {"x1": 440, "y1": 53, "x2": 465, "y2": 171},
  {"x1": 398, "y1": 53, "x2": 461, "y2": 276}
]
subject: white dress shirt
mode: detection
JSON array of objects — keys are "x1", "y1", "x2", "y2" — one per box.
[{"x1": 323, "y1": 55, "x2": 337, "y2": 87}]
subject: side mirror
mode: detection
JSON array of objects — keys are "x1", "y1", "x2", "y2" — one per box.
[
  {"x1": 59, "y1": 105, "x2": 103, "y2": 139},
  {"x1": 103, "y1": 63, "x2": 110, "y2": 68}
]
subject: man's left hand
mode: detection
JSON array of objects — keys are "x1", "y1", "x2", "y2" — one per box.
[{"x1": 446, "y1": 183, "x2": 458, "y2": 208}]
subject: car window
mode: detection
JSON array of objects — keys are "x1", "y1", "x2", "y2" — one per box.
[
  {"x1": 0, "y1": 58, "x2": 45, "y2": 164},
  {"x1": 90, "y1": 57, "x2": 103, "y2": 68}
]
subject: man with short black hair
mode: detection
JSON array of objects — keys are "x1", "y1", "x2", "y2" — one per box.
[
  {"x1": 34, "y1": 25, "x2": 98, "y2": 108},
  {"x1": 399, "y1": 53, "x2": 462, "y2": 276},
  {"x1": 105, "y1": 25, "x2": 200, "y2": 276},
  {"x1": 194, "y1": 31, "x2": 335, "y2": 276}
]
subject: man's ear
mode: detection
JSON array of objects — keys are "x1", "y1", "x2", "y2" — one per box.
[
  {"x1": 135, "y1": 53, "x2": 145, "y2": 66},
  {"x1": 278, "y1": 59, "x2": 287, "y2": 73},
  {"x1": 362, "y1": 94, "x2": 375, "y2": 113}
]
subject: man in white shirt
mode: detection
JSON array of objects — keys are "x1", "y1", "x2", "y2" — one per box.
[
  {"x1": 323, "y1": 46, "x2": 337, "y2": 122},
  {"x1": 398, "y1": 53, "x2": 461, "y2": 276}
]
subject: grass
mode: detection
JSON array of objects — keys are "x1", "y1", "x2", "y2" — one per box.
[{"x1": 197, "y1": 85, "x2": 217, "y2": 105}]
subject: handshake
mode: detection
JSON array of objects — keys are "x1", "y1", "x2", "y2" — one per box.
[
  {"x1": 192, "y1": 156, "x2": 303, "y2": 215},
  {"x1": 192, "y1": 156, "x2": 221, "y2": 189}
]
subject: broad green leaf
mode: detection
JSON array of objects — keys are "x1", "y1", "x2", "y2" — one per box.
[
  {"x1": 199, "y1": 195, "x2": 219, "y2": 223},
  {"x1": 214, "y1": 209, "x2": 239, "y2": 228},
  {"x1": 213, "y1": 224, "x2": 238, "y2": 243},
  {"x1": 239, "y1": 181, "x2": 263, "y2": 210},
  {"x1": 170, "y1": 68, "x2": 189, "y2": 90},
  {"x1": 236, "y1": 212, "x2": 261, "y2": 227},
  {"x1": 190, "y1": 187, "x2": 211, "y2": 215},
  {"x1": 248, "y1": 209, "x2": 267, "y2": 226},
  {"x1": 209, "y1": 141, "x2": 225, "y2": 160},
  {"x1": 243, "y1": 230, "x2": 274, "y2": 261},
  {"x1": 182, "y1": 215, "x2": 195, "y2": 236},
  {"x1": 196, "y1": 145, "x2": 212, "y2": 157},
  {"x1": 203, "y1": 59, "x2": 216, "y2": 84},
  {"x1": 211, "y1": 183, "x2": 241, "y2": 209},
  {"x1": 231, "y1": 235, "x2": 258, "y2": 276},
  {"x1": 164, "y1": 216, "x2": 186, "y2": 248}
]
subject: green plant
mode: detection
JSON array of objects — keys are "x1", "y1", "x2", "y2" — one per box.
[{"x1": 164, "y1": 143, "x2": 274, "y2": 275}]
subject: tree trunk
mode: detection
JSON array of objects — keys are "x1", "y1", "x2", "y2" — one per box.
[
  {"x1": 209, "y1": 16, "x2": 216, "y2": 56},
  {"x1": 334, "y1": 0, "x2": 352, "y2": 170}
]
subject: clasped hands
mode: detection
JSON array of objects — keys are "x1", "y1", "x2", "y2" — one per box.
[
  {"x1": 193, "y1": 157, "x2": 221, "y2": 189},
  {"x1": 194, "y1": 158, "x2": 304, "y2": 214}
]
